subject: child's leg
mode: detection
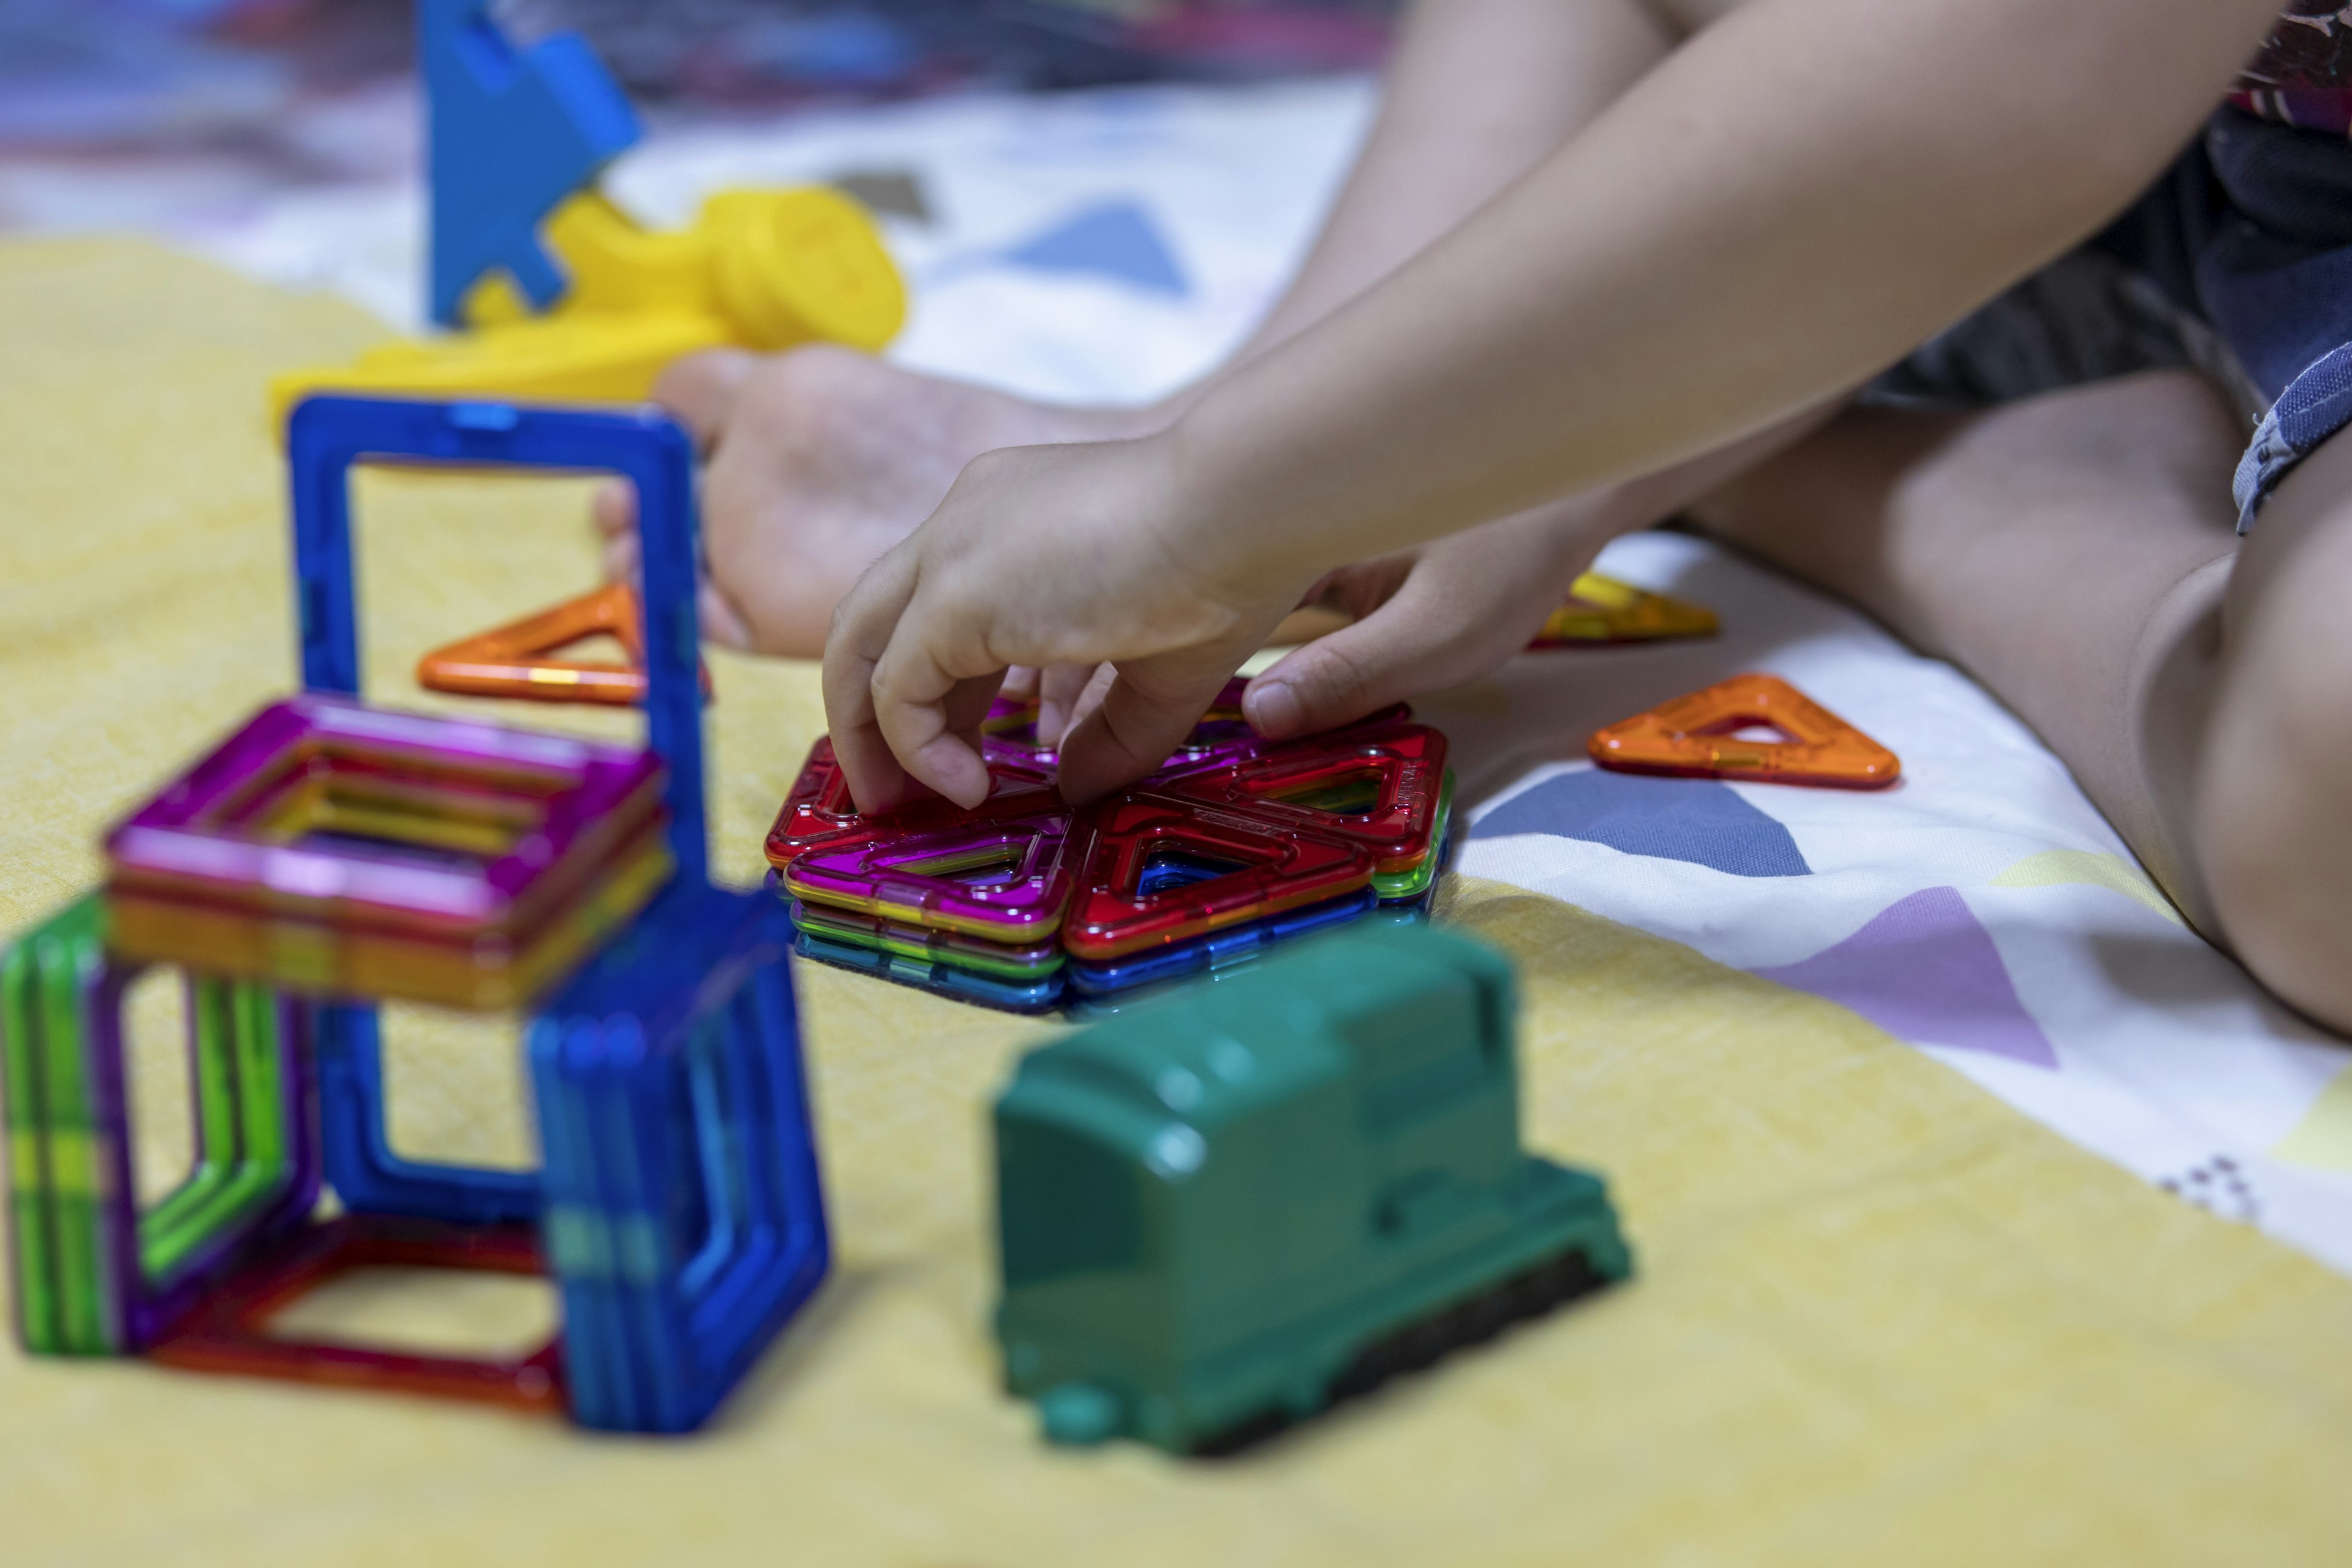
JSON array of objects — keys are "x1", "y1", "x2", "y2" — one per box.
[
  {"x1": 1685, "y1": 369, "x2": 2352, "y2": 1029},
  {"x1": 2196, "y1": 429, "x2": 2352, "y2": 1028},
  {"x1": 639, "y1": 0, "x2": 1686, "y2": 655}
]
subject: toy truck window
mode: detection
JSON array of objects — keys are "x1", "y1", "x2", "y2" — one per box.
[{"x1": 998, "y1": 1118, "x2": 1142, "y2": 1287}]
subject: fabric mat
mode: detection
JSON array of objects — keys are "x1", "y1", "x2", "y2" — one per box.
[
  {"x1": 157, "y1": 76, "x2": 2352, "y2": 1275},
  {"x1": 6, "y1": 239, "x2": 2352, "y2": 1567}
]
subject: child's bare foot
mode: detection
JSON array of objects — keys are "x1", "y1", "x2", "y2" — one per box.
[{"x1": 595, "y1": 344, "x2": 1157, "y2": 657}]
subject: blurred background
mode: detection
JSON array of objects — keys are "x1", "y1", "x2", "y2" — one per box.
[
  {"x1": 0, "y1": 0, "x2": 1396, "y2": 405},
  {"x1": 0, "y1": 0, "x2": 1392, "y2": 228}
]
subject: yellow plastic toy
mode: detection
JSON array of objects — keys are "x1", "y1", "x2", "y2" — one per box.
[
  {"x1": 270, "y1": 184, "x2": 906, "y2": 429},
  {"x1": 1530, "y1": 572, "x2": 1720, "y2": 647}
]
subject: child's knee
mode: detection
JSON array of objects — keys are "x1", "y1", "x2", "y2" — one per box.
[{"x1": 2197, "y1": 459, "x2": 2352, "y2": 1027}]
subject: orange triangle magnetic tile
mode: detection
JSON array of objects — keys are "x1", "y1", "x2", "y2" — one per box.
[
  {"x1": 1061, "y1": 791, "x2": 1374, "y2": 962},
  {"x1": 415, "y1": 582, "x2": 712, "y2": 707},
  {"x1": 1588, "y1": 672, "x2": 1899, "y2": 789},
  {"x1": 1152, "y1": 720, "x2": 1449, "y2": 875},
  {"x1": 1529, "y1": 572, "x2": 1719, "y2": 648}
]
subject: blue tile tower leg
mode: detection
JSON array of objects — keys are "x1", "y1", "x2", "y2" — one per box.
[
  {"x1": 421, "y1": 0, "x2": 640, "y2": 326},
  {"x1": 531, "y1": 884, "x2": 829, "y2": 1433},
  {"x1": 286, "y1": 397, "x2": 708, "y2": 1225},
  {"x1": 311, "y1": 1008, "x2": 540, "y2": 1226},
  {"x1": 284, "y1": 393, "x2": 829, "y2": 1428}
]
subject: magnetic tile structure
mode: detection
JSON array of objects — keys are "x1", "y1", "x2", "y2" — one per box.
[
  {"x1": 530, "y1": 882, "x2": 826, "y2": 1433},
  {"x1": 104, "y1": 695, "x2": 673, "y2": 1011},
  {"x1": 3, "y1": 895, "x2": 317, "y2": 1357},
  {"x1": 767, "y1": 681, "x2": 1457, "y2": 1014},
  {"x1": 3, "y1": 395, "x2": 830, "y2": 1434}
]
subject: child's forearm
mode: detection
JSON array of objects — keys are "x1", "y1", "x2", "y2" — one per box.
[
  {"x1": 1167, "y1": 0, "x2": 2279, "y2": 587},
  {"x1": 1232, "y1": 0, "x2": 1673, "y2": 368}
]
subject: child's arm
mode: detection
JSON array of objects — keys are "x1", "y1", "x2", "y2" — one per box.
[{"x1": 825, "y1": 0, "x2": 2282, "y2": 813}]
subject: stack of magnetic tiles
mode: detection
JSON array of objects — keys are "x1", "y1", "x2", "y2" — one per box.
[
  {"x1": 7, "y1": 0, "x2": 899, "y2": 1432},
  {"x1": 3, "y1": 396, "x2": 827, "y2": 1434},
  {"x1": 103, "y1": 696, "x2": 676, "y2": 1011},
  {"x1": 764, "y1": 683, "x2": 1457, "y2": 1015}
]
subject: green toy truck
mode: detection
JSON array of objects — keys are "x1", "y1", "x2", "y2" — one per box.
[{"x1": 991, "y1": 923, "x2": 1631, "y2": 1455}]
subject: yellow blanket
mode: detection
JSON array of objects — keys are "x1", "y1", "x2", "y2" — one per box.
[{"x1": 2, "y1": 239, "x2": 2349, "y2": 1567}]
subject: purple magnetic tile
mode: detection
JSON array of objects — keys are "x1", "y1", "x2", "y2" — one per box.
[
  {"x1": 981, "y1": 679, "x2": 1269, "y2": 782},
  {"x1": 105, "y1": 695, "x2": 663, "y2": 930},
  {"x1": 1152, "y1": 677, "x2": 1265, "y2": 774},
  {"x1": 86, "y1": 962, "x2": 320, "y2": 1350},
  {"x1": 782, "y1": 808, "x2": 1085, "y2": 941},
  {"x1": 1142, "y1": 683, "x2": 1417, "y2": 785},
  {"x1": 980, "y1": 694, "x2": 1060, "y2": 772},
  {"x1": 978, "y1": 680, "x2": 1414, "y2": 791}
]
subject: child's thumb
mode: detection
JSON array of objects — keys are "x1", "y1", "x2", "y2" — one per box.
[{"x1": 1243, "y1": 610, "x2": 1446, "y2": 742}]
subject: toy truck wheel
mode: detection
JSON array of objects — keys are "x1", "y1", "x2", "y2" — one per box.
[{"x1": 1036, "y1": 1381, "x2": 1125, "y2": 1446}]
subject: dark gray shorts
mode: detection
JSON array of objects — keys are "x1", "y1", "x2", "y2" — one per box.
[{"x1": 1864, "y1": 108, "x2": 2352, "y2": 532}]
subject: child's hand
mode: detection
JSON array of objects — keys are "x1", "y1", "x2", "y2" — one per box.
[
  {"x1": 1017, "y1": 507, "x2": 1604, "y2": 753},
  {"x1": 824, "y1": 435, "x2": 1315, "y2": 813},
  {"x1": 1245, "y1": 504, "x2": 1600, "y2": 740},
  {"x1": 595, "y1": 345, "x2": 1143, "y2": 658}
]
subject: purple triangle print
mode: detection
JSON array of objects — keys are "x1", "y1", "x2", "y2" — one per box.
[{"x1": 1751, "y1": 886, "x2": 2058, "y2": 1068}]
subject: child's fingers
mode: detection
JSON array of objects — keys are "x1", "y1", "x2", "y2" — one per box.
[
  {"x1": 1057, "y1": 650, "x2": 1254, "y2": 805},
  {"x1": 650, "y1": 349, "x2": 758, "y2": 456},
  {"x1": 1243, "y1": 568, "x2": 1542, "y2": 740},
  {"x1": 1000, "y1": 666, "x2": 1042, "y2": 703},
  {"x1": 869, "y1": 614, "x2": 1000, "y2": 809},
  {"x1": 698, "y1": 579, "x2": 755, "y2": 650},
  {"x1": 1036, "y1": 662, "x2": 1103, "y2": 746},
  {"x1": 822, "y1": 547, "x2": 925, "y2": 814},
  {"x1": 831, "y1": 549, "x2": 1005, "y2": 813},
  {"x1": 1070, "y1": 663, "x2": 1118, "y2": 736},
  {"x1": 600, "y1": 518, "x2": 641, "y2": 583},
  {"x1": 592, "y1": 477, "x2": 638, "y2": 544}
]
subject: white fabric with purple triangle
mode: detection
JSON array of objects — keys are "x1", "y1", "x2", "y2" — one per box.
[{"x1": 1428, "y1": 529, "x2": 2352, "y2": 1277}]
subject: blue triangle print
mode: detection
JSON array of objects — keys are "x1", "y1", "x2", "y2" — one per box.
[
  {"x1": 1000, "y1": 202, "x2": 1189, "y2": 296},
  {"x1": 1470, "y1": 768, "x2": 1810, "y2": 878}
]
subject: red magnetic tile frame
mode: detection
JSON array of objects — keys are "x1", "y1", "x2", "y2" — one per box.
[
  {"x1": 146, "y1": 1213, "x2": 564, "y2": 1414},
  {"x1": 415, "y1": 581, "x2": 712, "y2": 707},
  {"x1": 1588, "y1": 672, "x2": 1901, "y2": 789},
  {"x1": 766, "y1": 683, "x2": 1427, "y2": 879},
  {"x1": 762, "y1": 736, "x2": 1057, "y2": 872},
  {"x1": 1061, "y1": 793, "x2": 1374, "y2": 962},
  {"x1": 1153, "y1": 721, "x2": 1448, "y2": 875}
]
